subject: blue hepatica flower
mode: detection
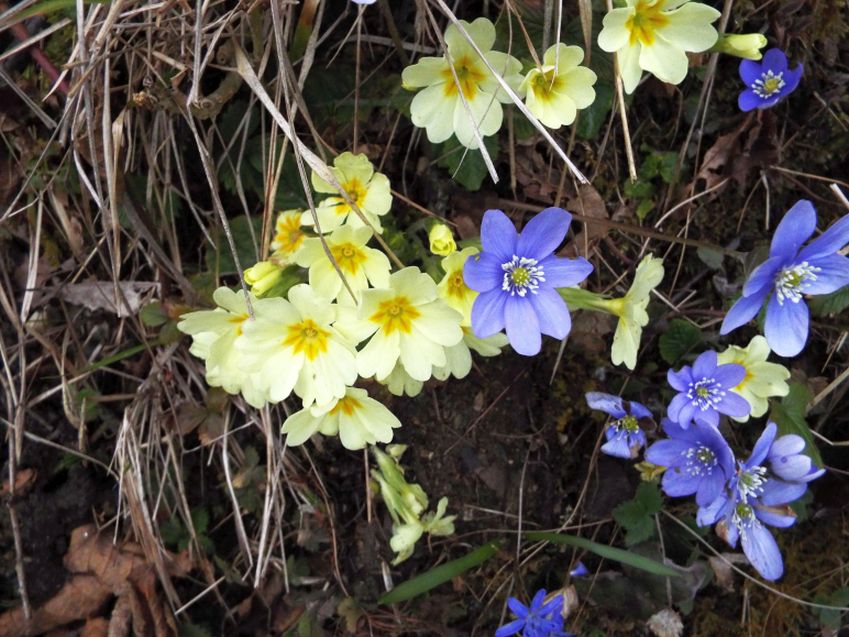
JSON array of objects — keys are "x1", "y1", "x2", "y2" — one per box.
[
  {"x1": 768, "y1": 432, "x2": 825, "y2": 483},
  {"x1": 464, "y1": 208, "x2": 593, "y2": 356},
  {"x1": 645, "y1": 418, "x2": 736, "y2": 510},
  {"x1": 738, "y1": 48, "x2": 802, "y2": 112},
  {"x1": 585, "y1": 391, "x2": 652, "y2": 459},
  {"x1": 496, "y1": 589, "x2": 572, "y2": 637},
  {"x1": 720, "y1": 199, "x2": 849, "y2": 357},
  {"x1": 667, "y1": 351, "x2": 751, "y2": 428},
  {"x1": 699, "y1": 422, "x2": 818, "y2": 581}
]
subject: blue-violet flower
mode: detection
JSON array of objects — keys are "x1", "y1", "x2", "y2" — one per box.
[
  {"x1": 464, "y1": 208, "x2": 593, "y2": 356},
  {"x1": 767, "y1": 430, "x2": 825, "y2": 483},
  {"x1": 496, "y1": 589, "x2": 571, "y2": 637},
  {"x1": 699, "y1": 422, "x2": 814, "y2": 581},
  {"x1": 720, "y1": 199, "x2": 849, "y2": 357},
  {"x1": 645, "y1": 418, "x2": 736, "y2": 508},
  {"x1": 585, "y1": 391, "x2": 652, "y2": 459},
  {"x1": 667, "y1": 351, "x2": 751, "y2": 428},
  {"x1": 738, "y1": 48, "x2": 802, "y2": 112}
]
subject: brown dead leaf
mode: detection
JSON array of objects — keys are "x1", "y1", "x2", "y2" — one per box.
[
  {"x1": 561, "y1": 183, "x2": 609, "y2": 258},
  {"x1": 81, "y1": 617, "x2": 110, "y2": 637},
  {"x1": 694, "y1": 118, "x2": 749, "y2": 192},
  {"x1": 57, "y1": 281, "x2": 160, "y2": 318},
  {"x1": 1, "y1": 467, "x2": 37, "y2": 498},
  {"x1": 0, "y1": 575, "x2": 111, "y2": 637}
]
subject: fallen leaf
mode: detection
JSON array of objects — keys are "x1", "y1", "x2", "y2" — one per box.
[
  {"x1": 57, "y1": 281, "x2": 160, "y2": 318},
  {"x1": 562, "y1": 183, "x2": 609, "y2": 258}
]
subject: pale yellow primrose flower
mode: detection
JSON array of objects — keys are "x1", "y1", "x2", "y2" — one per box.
[
  {"x1": 712, "y1": 33, "x2": 768, "y2": 60},
  {"x1": 429, "y1": 223, "x2": 456, "y2": 256},
  {"x1": 382, "y1": 363, "x2": 424, "y2": 398},
  {"x1": 598, "y1": 0, "x2": 721, "y2": 94},
  {"x1": 610, "y1": 254, "x2": 665, "y2": 370},
  {"x1": 270, "y1": 209, "x2": 307, "y2": 263},
  {"x1": 296, "y1": 225, "x2": 390, "y2": 302},
  {"x1": 518, "y1": 44, "x2": 597, "y2": 129},
  {"x1": 177, "y1": 287, "x2": 269, "y2": 407},
  {"x1": 437, "y1": 247, "x2": 479, "y2": 326},
  {"x1": 433, "y1": 328, "x2": 509, "y2": 382},
  {"x1": 244, "y1": 260, "x2": 284, "y2": 297},
  {"x1": 401, "y1": 17, "x2": 522, "y2": 150},
  {"x1": 354, "y1": 266, "x2": 463, "y2": 382},
  {"x1": 281, "y1": 387, "x2": 401, "y2": 450},
  {"x1": 238, "y1": 284, "x2": 357, "y2": 409},
  {"x1": 717, "y1": 335, "x2": 790, "y2": 422},
  {"x1": 309, "y1": 152, "x2": 392, "y2": 234}
]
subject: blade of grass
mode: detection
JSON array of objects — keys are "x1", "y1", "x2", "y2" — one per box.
[
  {"x1": 525, "y1": 531, "x2": 680, "y2": 578},
  {"x1": 378, "y1": 541, "x2": 501, "y2": 605}
]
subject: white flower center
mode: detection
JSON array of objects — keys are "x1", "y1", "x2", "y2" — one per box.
[
  {"x1": 737, "y1": 465, "x2": 767, "y2": 502},
  {"x1": 775, "y1": 261, "x2": 820, "y2": 304},
  {"x1": 614, "y1": 414, "x2": 640, "y2": 434},
  {"x1": 731, "y1": 502, "x2": 759, "y2": 540},
  {"x1": 501, "y1": 255, "x2": 544, "y2": 297},
  {"x1": 686, "y1": 378, "x2": 725, "y2": 411},
  {"x1": 752, "y1": 70, "x2": 785, "y2": 98},
  {"x1": 684, "y1": 445, "x2": 718, "y2": 477}
]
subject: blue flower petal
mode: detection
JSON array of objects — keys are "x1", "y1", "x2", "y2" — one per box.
[
  {"x1": 801, "y1": 255, "x2": 849, "y2": 295},
  {"x1": 717, "y1": 391, "x2": 751, "y2": 419},
  {"x1": 783, "y1": 63, "x2": 803, "y2": 94},
  {"x1": 471, "y1": 289, "x2": 507, "y2": 338},
  {"x1": 738, "y1": 59, "x2": 762, "y2": 86},
  {"x1": 759, "y1": 479, "x2": 807, "y2": 506},
  {"x1": 692, "y1": 350, "x2": 718, "y2": 380},
  {"x1": 661, "y1": 467, "x2": 701, "y2": 497},
  {"x1": 738, "y1": 90, "x2": 763, "y2": 112},
  {"x1": 770, "y1": 455, "x2": 813, "y2": 482},
  {"x1": 505, "y1": 296, "x2": 542, "y2": 356},
  {"x1": 754, "y1": 504, "x2": 797, "y2": 528},
  {"x1": 464, "y1": 252, "x2": 504, "y2": 292},
  {"x1": 721, "y1": 289, "x2": 770, "y2": 335},
  {"x1": 645, "y1": 438, "x2": 690, "y2": 466},
  {"x1": 516, "y1": 207, "x2": 572, "y2": 261},
  {"x1": 713, "y1": 362, "x2": 746, "y2": 389},
  {"x1": 770, "y1": 199, "x2": 817, "y2": 260},
  {"x1": 743, "y1": 257, "x2": 784, "y2": 296},
  {"x1": 667, "y1": 367, "x2": 692, "y2": 392},
  {"x1": 529, "y1": 287, "x2": 571, "y2": 339},
  {"x1": 601, "y1": 436, "x2": 632, "y2": 459},
  {"x1": 694, "y1": 408, "x2": 720, "y2": 428},
  {"x1": 698, "y1": 493, "x2": 731, "y2": 528},
  {"x1": 695, "y1": 470, "x2": 725, "y2": 507},
  {"x1": 749, "y1": 422, "x2": 778, "y2": 466},
  {"x1": 667, "y1": 393, "x2": 691, "y2": 424},
  {"x1": 799, "y1": 214, "x2": 849, "y2": 262},
  {"x1": 585, "y1": 392, "x2": 626, "y2": 417},
  {"x1": 677, "y1": 400, "x2": 699, "y2": 428},
  {"x1": 495, "y1": 618, "x2": 526, "y2": 637},
  {"x1": 540, "y1": 254, "x2": 593, "y2": 288},
  {"x1": 481, "y1": 209, "x2": 518, "y2": 261},
  {"x1": 762, "y1": 48, "x2": 789, "y2": 73},
  {"x1": 507, "y1": 597, "x2": 530, "y2": 619},
  {"x1": 530, "y1": 588, "x2": 548, "y2": 610},
  {"x1": 630, "y1": 401, "x2": 653, "y2": 420},
  {"x1": 764, "y1": 294, "x2": 808, "y2": 357},
  {"x1": 741, "y1": 522, "x2": 783, "y2": 581}
]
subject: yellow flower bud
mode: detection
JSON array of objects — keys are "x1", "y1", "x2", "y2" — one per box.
[
  {"x1": 244, "y1": 261, "x2": 283, "y2": 296},
  {"x1": 713, "y1": 33, "x2": 768, "y2": 60},
  {"x1": 428, "y1": 223, "x2": 456, "y2": 256}
]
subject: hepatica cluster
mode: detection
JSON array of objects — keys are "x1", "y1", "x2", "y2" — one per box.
[{"x1": 168, "y1": 4, "x2": 847, "y2": 635}]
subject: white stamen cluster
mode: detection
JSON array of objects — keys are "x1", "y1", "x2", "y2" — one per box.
[
  {"x1": 613, "y1": 414, "x2": 640, "y2": 434},
  {"x1": 501, "y1": 255, "x2": 545, "y2": 297},
  {"x1": 683, "y1": 445, "x2": 718, "y2": 477},
  {"x1": 731, "y1": 502, "x2": 758, "y2": 540},
  {"x1": 775, "y1": 261, "x2": 821, "y2": 305},
  {"x1": 752, "y1": 70, "x2": 785, "y2": 98},
  {"x1": 687, "y1": 378, "x2": 725, "y2": 411},
  {"x1": 737, "y1": 465, "x2": 767, "y2": 502}
]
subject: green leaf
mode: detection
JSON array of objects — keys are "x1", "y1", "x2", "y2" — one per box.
[
  {"x1": 435, "y1": 136, "x2": 499, "y2": 192},
  {"x1": 139, "y1": 301, "x2": 169, "y2": 327},
  {"x1": 809, "y1": 284, "x2": 849, "y2": 317},
  {"x1": 814, "y1": 587, "x2": 849, "y2": 629},
  {"x1": 769, "y1": 382, "x2": 823, "y2": 466},
  {"x1": 635, "y1": 199, "x2": 654, "y2": 221},
  {"x1": 179, "y1": 622, "x2": 212, "y2": 637},
  {"x1": 613, "y1": 483, "x2": 662, "y2": 546},
  {"x1": 576, "y1": 83, "x2": 614, "y2": 141},
  {"x1": 378, "y1": 542, "x2": 500, "y2": 604},
  {"x1": 623, "y1": 179, "x2": 655, "y2": 199},
  {"x1": 696, "y1": 246, "x2": 724, "y2": 270},
  {"x1": 525, "y1": 532, "x2": 680, "y2": 578},
  {"x1": 658, "y1": 319, "x2": 703, "y2": 365}
]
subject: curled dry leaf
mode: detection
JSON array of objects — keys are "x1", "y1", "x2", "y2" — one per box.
[
  {"x1": 57, "y1": 281, "x2": 160, "y2": 318},
  {"x1": 561, "y1": 183, "x2": 609, "y2": 258}
]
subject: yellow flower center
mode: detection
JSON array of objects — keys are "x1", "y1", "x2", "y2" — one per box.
[
  {"x1": 330, "y1": 242, "x2": 367, "y2": 274},
  {"x1": 369, "y1": 295, "x2": 421, "y2": 335},
  {"x1": 228, "y1": 313, "x2": 249, "y2": 336},
  {"x1": 442, "y1": 55, "x2": 487, "y2": 100},
  {"x1": 273, "y1": 214, "x2": 305, "y2": 254},
  {"x1": 626, "y1": 0, "x2": 669, "y2": 46},
  {"x1": 329, "y1": 395, "x2": 362, "y2": 417},
  {"x1": 282, "y1": 318, "x2": 330, "y2": 360},
  {"x1": 531, "y1": 68, "x2": 562, "y2": 99},
  {"x1": 446, "y1": 270, "x2": 468, "y2": 300},
  {"x1": 730, "y1": 359, "x2": 753, "y2": 392},
  {"x1": 340, "y1": 178, "x2": 367, "y2": 212}
]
